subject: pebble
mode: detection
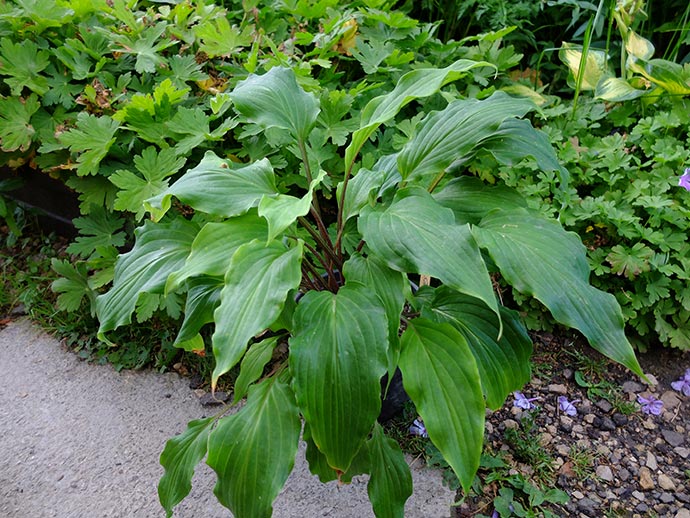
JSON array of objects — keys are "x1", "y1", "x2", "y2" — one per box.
[
  {"x1": 503, "y1": 419, "x2": 518, "y2": 430},
  {"x1": 639, "y1": 467, "x2": 654, "y2": 490},
  {"x1": 598, "y1": 417, "x2": 616, "y2": 431},
  {"x1": 642, "y1": 418, "x2": 657, "y2": 430},
  {"x1": 676, "y1": 510, "x2": 690, "y2": 518},
  {"x1": 595, "y1": 399, "x2": 613, "y2": 413},
  {"x1": 632, "y1": 490, "x2": 645, "y2": 501},
  {"x1": 199, "y1": 391, "x2": 230, "y2": 406},
  {"x1": 595, "y1": 465, "x2": 614, "y2": 482},
  {"x1": 577, "y1": 497, "x2": 598, "y2": 514},
  {"x1": 645, "y1": 451, "x2": 658, "y2": 470},
  {"x1": 658, "y1": 473, "x2": 676, "y2": 491},
  {"x1": 662, "y1": 429, "x2": 685, "y2": 447},
  {"x1": 675, "y1": 447, "x2": 690, "y2": 459},
  {"x1": 584, "y1": 413, "x2": 595, "y2": 424},
  {"x1": 612, "y1": 413, "x2": 628, "y2": 426},
  {"x1": 644, "y1": 374, "x2": 659, "y2": 387},
  {"x1": 660, "y1": 492, "x2": 675, "y2": 503},
  {"x1": 660, "y1": 390, "x2": 682, "y2": 410},
  {"x1": 548, "y1": 383, "x2": 568, "y2": 394},
  {"x1": 622, "y1": 380, "x2": 645, "y2": 393}
]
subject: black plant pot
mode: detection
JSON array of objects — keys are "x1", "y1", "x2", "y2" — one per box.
[{"x1": 0, "y1": 166, "x2": 80, "y2": 237}]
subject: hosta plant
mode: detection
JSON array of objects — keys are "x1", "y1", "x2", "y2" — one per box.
[{"x1": 95, "y1": 64, "x2": 643, "y2": 517}]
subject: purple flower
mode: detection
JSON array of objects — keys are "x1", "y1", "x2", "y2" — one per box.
[
  {"x1": 637, "y1": 394, "x2": 663, "y2": 415},
  {"x1": 679, "y1": 168, "x2": 690, "y2": 191},
  {"x1": 513, "y1": 391, "x2": 540, "y2": 410},
  {"x1": 558, "y1": 396, "x2": 580, "y2": 416},
  {"x1": 671, "y1": 368, "x2": 690, "y2": 396},
  {"x1": 409, "y1": 418, "x2": 428, "y2": 438}
]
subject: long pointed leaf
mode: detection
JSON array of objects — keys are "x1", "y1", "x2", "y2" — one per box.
[
  {"x1": 399, "y1": 318, "x2": 484, "y2": 493},
  {"x1": 343, "y1": 254, "x2": 408, "y2": 377},
  {"x1": 207, "y1": 375, "x2": 301, "y2": 518},
  {"x1": 397, "y1": 91, "x2": 535, "y2": 183},
  {"x1": 96, "y1": 218, "x2": 199, "y2": 338},
  {"x1": 229, "y1": 66, "x2": 320, "y2": 141},
  {"x1": 367, "y1": 423, "x2": 413, "y2": 518},
  {"x1": 473, "y1": 209, "x2": 644, "y2": 376},
  {"x1": 145, "y1": 153, "x2": 277, "y2": 221},
  {"x1": 166, "y1": 213, "x2": 268, "y2": 293},
  {"x1": 175, "y1": 276, "x2": 222, "y2": 344},
  {"x1": 360, "y1": 187, "x2": 499, "y2": 322},
  {"x1": 290, "y1": 284, "x2": 388, "y2": 472},
  {"x1": 232, "y1": 336, "x2": 279, "y2": 404},
  {"x1": 422, "y1": 286, "x2": 532, "y2": 409},
  {"x1": 345, "y1": 59, "x2": 494, "y2": 170},
  {"x1": 212, "y1": 240, "x2": 303, "y2": 388},
  {"x1": 158, "y1": 417, "x2": 214, "y2": 518}
]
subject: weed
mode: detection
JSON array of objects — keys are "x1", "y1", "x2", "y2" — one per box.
[
  {"x1": 568, "y1": 444, "x2": 598, "y2": 482},
  {"x1": 503, "y1": 410, "x2": 557, "y2": 486}
]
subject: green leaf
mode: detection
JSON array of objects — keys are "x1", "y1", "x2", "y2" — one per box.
[
  {"x1": 50, "y1": 258, "x2": 95, "y2": 313},
  {"x1": 345, "y1": 59, "x2": 495, "y2": 170},
  {"x1": 473, "y1": 209, "x2": 644, "y2": 376},
  {"x1": 595, "y1": 76, "x2": 650, "y2": 101},
  {"x1": 166, "y1": 213, "x2": 268, "y2": 293},
  {"x1": 174, "y1": 334, "x2": 205, "y2": 353},
  {"x1": 145, "y1": 152, "x2": 277, "y2": 221},
  {"x1": 0, "y1": 37, "x2": 50, "y2": 95},
  {"x1": 96, "y1": 218, "x2": 199, "y2": 339},
  {"x1": 399, "y1": 319, "x2": 484, "y2": 493},
  {"x1": 232, "y1": 336, "x2": 278, "y2": 404},
  {"x1": 230, "y1": 67, "x2": 320, "y2": 142},
  {"x1": 433, "y1": 176, "x2": 527, "y2": 225},
  {"x1": 175, "y1": 276, "x2": 222, "y2": 344},
  {"x1": 112, "y1": 22, "x2": 178, "y2": 74},
  {"x1": 342, "y1": 254, "x2": 408, "y2": 376},
  {"x1": 482, "y1": 119, "x2": 568, "y2": 185},
  {"x1": 166, "y1": 106, "x2": 237, "y2": 155},
  {"x1": 339, "y1": 167, "x2": 384, "y2": 222},
  {"x1": 0, "y1": 94, "x2": 41, "y2": 152},
  {"x1": 559, "y1": 43, "x2": 610, "y2": 91},
  {"x1": 207, "y1": 375, "x2": 301, "y2": 518},
  {"x1": 59, "y1": 112, "x2": 120, "y2": 176},
  {"x1": 367, "y1": 423, "x2": 413, "y2": 518},
  {"x1": 212, "y1": 240, "x2": 303, "y2": 388},
  {"x1": 627, "y1": 57, "x2": 690, "y2": 95},
  {"x1": 258, "y1": 169, "x2": 326, "y2": 242},
  {"x1": 606, "y1": 243, "x2": 654, "y2": 280},
  {"x1": 66, "y1": 205, "x2": 126, "y2": 259},
  {"x1": 397, "y1": 91, "x2": 535, "y2": 183},
  {"x1": 111, "y1": 146, "x2": 186, "y2": 220},
  {"x1": 289, "y1": 283, "x2": 388, "y2": 472},
  {"x1": 194, "y1": 16, "x2": 253, "y2": 57},
  {"x1": 360, "y1": 187, "x2": 499, "y2": 323},
  {"x1": 422, "y1": 286, "x2": 532, "y2": 409},
  {"x1": 158, "y1": 417, "x2": 214, "y2": 518}
]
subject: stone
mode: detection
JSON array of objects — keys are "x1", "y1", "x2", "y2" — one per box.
[
  {"x1": 645, "y1": 451, "x2": 658, "y2": 470},
  {"x1": 199, "y1": 391, "x2": 230, "y2": 406},
  {"x1": 576, "y1": 497, "x2": 598, "y2": 514},
  {"x1": 622, "y1": 380, "x2": 645, "y2": 394},
  {"x1": 675, "y1": 510, "x2": 690, "y2": 518},
  {"x1": 595, "y1": 465, "x2": 614, "y2": 482},
  {"x1": 659, "y1": 492, "x2": 675, "y2": 504},
  {"x1": 595, "y1": 399, "x2": 613, "y2": 413},
  {"x1": 612, "y1": 413, "x2": 628, "y2": 426},
  {"x1": 639, "y1": 467, "x2": 654, "y2": 490},
  {"x1": 618, "y1": 468, "x2": 631, "y2": 481},
  {"x1": 660, "y1": 390, "x2": 682, "y2": 410},
  {"x1": 548, "y1": 383, "x2": 568, "y2": 394},
  {"x1": 571, "y1": 490, "x2": 585, "y2": 499},
  {"x1": 503, "y1": 419, "x2": 518, "y2": 430},
  {"x1": 642, "y1": 418, "x2": 657, "y2": 430},
  {"x1": 662, "y1": 429, "x2": 685, "y2": 447},
  {"x1": 635, "y1": 503, "x2": 649, "y2": 513},
  {"x1": 674, "y1": 447, "x2": 690, "y2": 459},
  {"x1": 632, "y1": 490, "x2": 645, "y2": 501},
  {"x1": 598, "y1": 417, "x2": 616, "y2": 431},
  {"x1": 644, "y1": 373, "x2": 659, "y2": 387},
  {"x1": 657, "y1": 473, "x2": 676, "y2": 491},
  {"x1": 584, "y1": 413, "x2": 596, "y2": 424}
]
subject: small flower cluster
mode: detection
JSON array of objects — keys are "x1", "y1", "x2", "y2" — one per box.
[
  {"x1": 671, "y1": 368, "x2": 690, "y2": 396},
  {"x1": 411, "y1": 369, "x2": 690, "y2": 438},
  {"x1": 679, "y1": 168, "x2": 690, "y2": 191}
]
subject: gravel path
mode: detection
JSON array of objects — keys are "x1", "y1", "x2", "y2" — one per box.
[{"x1": 0, "y1": 319, "x2": 454, "y2": 518}]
